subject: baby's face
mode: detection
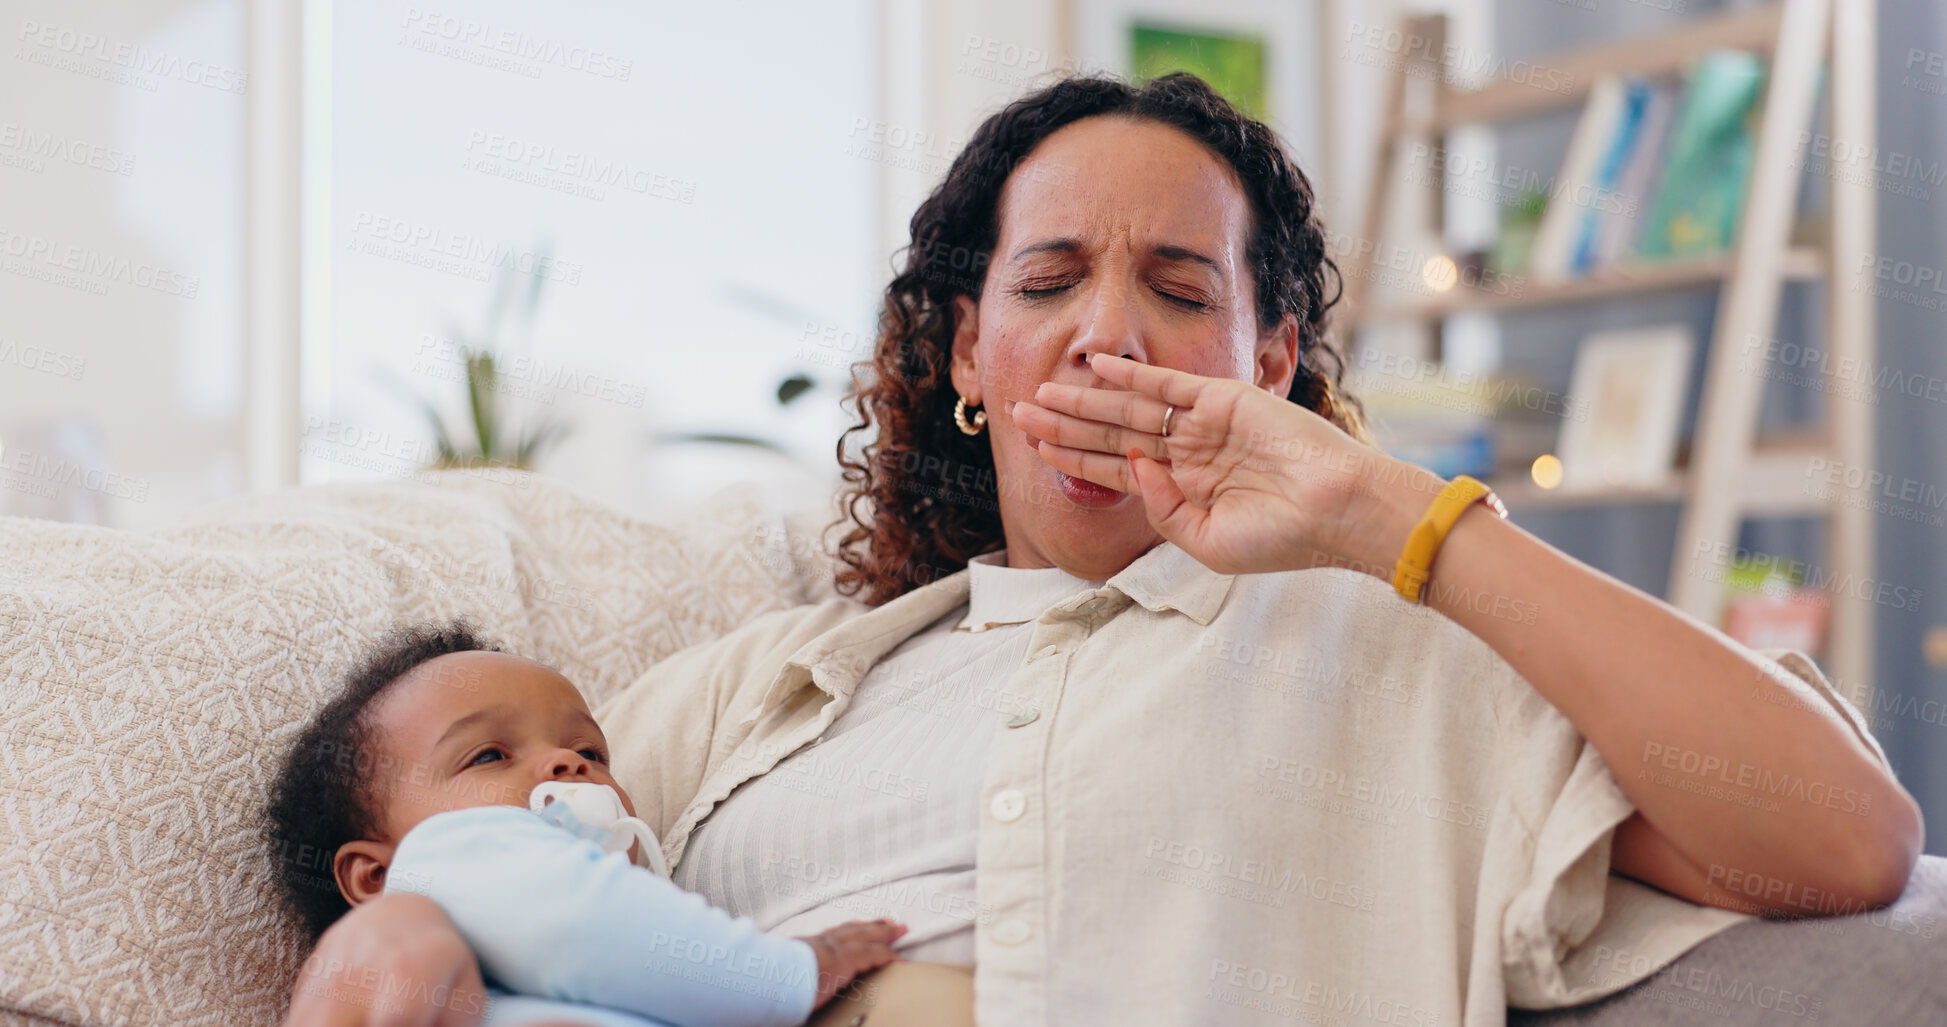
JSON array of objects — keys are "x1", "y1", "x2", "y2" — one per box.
[{"x1": 358, "y1": 650, "x2": 638, "y2": 844}]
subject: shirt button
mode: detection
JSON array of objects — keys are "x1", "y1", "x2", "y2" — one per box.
[
  {"x1": 991, "y1": 919, "x2": 1032, "y2": 946},
  {"x1": 1005, "y1": 707, "x2": 1041, "y2": 728},
  {"x1": 1028, "y1": 644, "x2": 1059, "y2": 662},
  {"x1": 989, "y1": 788, "x2": 1026, "y2": 822}
]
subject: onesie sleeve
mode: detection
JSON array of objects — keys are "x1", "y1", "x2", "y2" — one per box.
[{"x1": 385, "y1": 805, "x2": 818, "y2": 1027}]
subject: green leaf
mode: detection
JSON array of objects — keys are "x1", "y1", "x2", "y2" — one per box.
[
  {"x1": 515, "y1": 418, "x2": 572, "y2": 466},
  {"x1": 776, "y1": 374, "x2": 815, "y2": 405},
  {"x1": 664, "y1": 431, "x2": 788, "y2": 455},
  {"x1": 465, "y1": 349, "x2": 499, "y2": 459},
  {"x1": 417, "y1": 397, "x2": 457, "y2": 463}
]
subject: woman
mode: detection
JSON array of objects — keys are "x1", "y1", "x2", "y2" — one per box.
[{"x1": 284, "y1": 74, "x2": 1919, "y2": 1026}]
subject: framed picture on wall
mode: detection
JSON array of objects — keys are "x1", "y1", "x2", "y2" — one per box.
[
  {"x1": 1555, "y1": 325, "x2": 1695, "y2": 491},
  {"x1": 1073, "y1": 0, "x2": 1325, "y2": 172}
]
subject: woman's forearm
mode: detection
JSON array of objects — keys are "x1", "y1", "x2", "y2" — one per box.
[
  {"x1": 1344, "y1": 461, "x2": 1923, "y2": 915},
  {"x1": 1016, "y1": 354, "x2": 1923, "y2": 911}
]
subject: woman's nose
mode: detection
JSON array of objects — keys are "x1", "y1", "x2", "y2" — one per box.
[{"x1": 1067, "y1": 280, "x2": 1147, "y2": 369}]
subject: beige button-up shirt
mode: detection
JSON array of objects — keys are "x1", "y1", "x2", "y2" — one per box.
[
  {"x1": 669, "y1": 554, "x2": 1103, "y2": 965},
  {"x1": 598, "y1": 542, "x2": 1878, "y2": 1026}
]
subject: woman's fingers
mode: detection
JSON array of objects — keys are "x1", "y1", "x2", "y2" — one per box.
[
  {"x1": 429, "y1": 963, "x2": 490, "y2": 1027},
  {"x1": 1086, "y1": 352, "x2": 1206, "y2": 406},
  {"x1": 1127, "y1": 451, "x2": 1198, "y2": 542},
  {"x1": 1014, "y1": 399, "x2": 1168, "y2": 461},
  {"x1": 1035, "y1": 440, "x2": 1140, "y2": 494},
  {"x1": 1029, "y1": 381, "x2": 1173, "y2": 435}
]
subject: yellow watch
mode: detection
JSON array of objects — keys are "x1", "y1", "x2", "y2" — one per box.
[{"x1": 1391, "y1": 475, "x2": 1508, "y2": 605}]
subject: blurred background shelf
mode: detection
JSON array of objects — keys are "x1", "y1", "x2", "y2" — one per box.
[
  {"x1": 1493, "y1": 432, "x2": 1834, "y2": 515},
  {"x1": 1344, "y1": 0, "x2": 1877, "y2": 692},
  {"x1": 1406, "y1": 5, "x2": 1787, "y2": 133},
  {"x1": 1374, "y1": 247, "x2": 1828, "y2": 320}
]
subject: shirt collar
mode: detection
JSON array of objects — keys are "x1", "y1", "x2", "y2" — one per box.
[
  {"x1": 1106, "y1": 541, "x2": 1235, "y2": 625},
  {"x1": 742, "y1": 572, "x2": 972, "y2": 726},
  {"x1": 958, "y1": 550, "x2": 1103, "y2": 632},
  {"x1": 747, "y1": 541, "x2": 1236, "y2": 725},
  {"x1": 962, "y1": 542, "x2": 1236, "y2": 630}
]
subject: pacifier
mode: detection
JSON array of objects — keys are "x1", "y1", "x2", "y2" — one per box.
[{"x1": 528, "y1": 781, "x2": 671, "y2": 878}]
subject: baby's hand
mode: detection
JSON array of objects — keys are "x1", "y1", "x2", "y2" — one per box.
[{"x1": 795, "y1": 918, "x2": 907, "y2": 1009}]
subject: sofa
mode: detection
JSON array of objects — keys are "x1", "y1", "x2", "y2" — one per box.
[
  {"x1": 0, "y1": 472, "x2": 1940, "y2": 1025},
  {"x1": 0, "y1": 472, "x2": 841, "y2": 1026}
]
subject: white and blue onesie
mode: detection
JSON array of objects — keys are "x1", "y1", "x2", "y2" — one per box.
[{"x1": 383, "y1": 805, "x2": 821, "y2": 1027}]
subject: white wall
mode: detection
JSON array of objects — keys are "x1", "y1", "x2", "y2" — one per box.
[
  {"x1": 876, "y1": 0, "x2": 1066, "y2": 263},
  {"x1": 0, "y1": 0, "x2": 248, "y2": 529},
  {"x1": 2, "y1": 0, "x2": 1405, "y2": 529},
  {"x1": 308, "y1": 0, "x2": 882, "y2": 523}
]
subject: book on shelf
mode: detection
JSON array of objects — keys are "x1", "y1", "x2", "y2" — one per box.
[
  {"x1": 1569, "y1": 78, "x2": 1652, "y2": 275},
  {"x1": 1635, "y1": 50, "x2": 1767, "y2": 261},
  {"x1": 1528, "y1": 75, "x2": 1625, "y2": 283},
  {"x1": 1594, "y1": 81, "x2": 1677, "y2": 267},
  {"x1": 1501, "y1": 50, "x2": 1764, "y2": 285}
]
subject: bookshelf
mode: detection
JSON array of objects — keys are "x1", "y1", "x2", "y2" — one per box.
[
  {"x1": 1371, "y1": 248, "x2": 1827, "y2": 320},
  {"x1": 1405, "y1": 5, "x2": 1788, "y2": 134},
  {"x1": 1342, "y1": 0, "x2": 1878, "y2": 692}
]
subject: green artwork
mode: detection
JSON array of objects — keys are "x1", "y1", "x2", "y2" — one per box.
[{"x1": 1130, "y1": 23, "x2": 1269, "y2": 120}]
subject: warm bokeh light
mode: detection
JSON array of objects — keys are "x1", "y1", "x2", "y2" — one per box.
[
  {"x1": 1421, "y1": 254, "x2": 1458, "y2": 293},
  {"x1": 1925, "y1": 625, "x2": 1947, "y2": 670},
  {"x1": 1531, "y1": 453, "x2": 1563, "y2": 489}
]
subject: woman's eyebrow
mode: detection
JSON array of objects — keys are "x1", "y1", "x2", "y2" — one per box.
[
  {"x1": 1011, "y1": 238, "x2": 1223, "y2": 278},
  {"x1": 1010, "y1": 237, "x2": 1082, "y2": 263},
  {"x1": 1151, "y1": 244, "x2": 1224, "y2": 277}
]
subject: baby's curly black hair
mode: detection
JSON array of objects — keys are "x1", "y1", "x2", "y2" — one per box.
[{"x1": 263, "y1": 622, "x2": 500, "y2": 939}]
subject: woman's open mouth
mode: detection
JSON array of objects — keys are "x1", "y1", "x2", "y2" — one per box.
[{"x1": 1056, "y1": 470, "x2": 1126, "y2": 508}]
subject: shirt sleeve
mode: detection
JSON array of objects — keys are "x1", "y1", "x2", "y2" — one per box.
[
  {"x1": 1754, "y1": 647, "x2": 1890, "y2": 767},
  {"x1": 385, "y1": 805, "x2": 818, "y2": 1027},
  {"x1": 1497, "y1": 648, "x2": 1864, "y2": 1009},
  {"x1": 1495, "y1": 735, "x2": 1642, "y2": 1009}
]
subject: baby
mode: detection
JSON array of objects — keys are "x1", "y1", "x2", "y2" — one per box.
[{"x1": 265, "y1": 623, "x2": 904, "y2": 1027}]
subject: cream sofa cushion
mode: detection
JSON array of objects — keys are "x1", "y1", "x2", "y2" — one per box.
[{"x1": 0, "y1": 473, "x2": 836, "y2": 1026}]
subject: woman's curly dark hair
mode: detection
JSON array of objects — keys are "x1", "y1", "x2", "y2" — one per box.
[
  {"x1": 833, "y1": 72, "x2": 1365, "y2": 606},
  {"x1": 263, "y1": 622, "x2": 499, "y2": 940}
]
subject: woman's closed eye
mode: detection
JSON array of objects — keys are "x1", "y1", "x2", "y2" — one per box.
[
  {"x1": 1151, "y1": 278, "x2": 1214, "y2": 311},
  {"x1": 1016, "y1": 279, "x2": 1209, "y2": 311},
  {"x1": 1158, "y1": 289, "x2": 1209, "y2": 311},
  {"x1": 1017, "y1": 280, "x2": 1074, "y2": 301}
]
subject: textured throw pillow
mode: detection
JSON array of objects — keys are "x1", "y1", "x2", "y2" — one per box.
[{"x1": 0, "y1": 472, "x2": 840, "y2": 1026}]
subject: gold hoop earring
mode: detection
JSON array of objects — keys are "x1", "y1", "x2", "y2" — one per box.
[{"x1": 953, "y1": 395, "x2": 987, "y2": 436}]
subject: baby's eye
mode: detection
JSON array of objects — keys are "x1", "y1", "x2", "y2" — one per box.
[
  {"x1": 466, "y1": 747, "x2": 506, "y2": 768},
  {"x1": 578, "y1": 748, "x2": 607, "y2": 764}
]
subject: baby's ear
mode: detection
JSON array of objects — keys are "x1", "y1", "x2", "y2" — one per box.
[{"x1": 333, "y1": 840, "x2": 395, "y2": 907}]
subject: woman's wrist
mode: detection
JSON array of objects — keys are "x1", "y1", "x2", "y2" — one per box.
[{"x1": 1333, "y1": 452, "x2": 1448, "y2": 579}]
